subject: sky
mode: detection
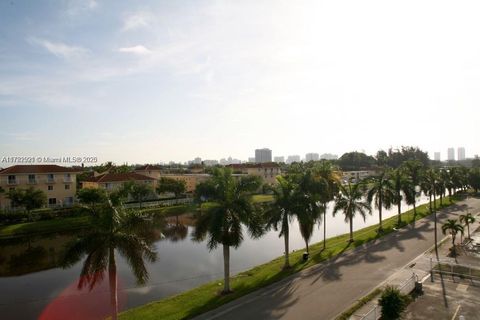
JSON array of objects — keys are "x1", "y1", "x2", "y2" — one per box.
[{"x1": 0, "y1": 0, "x2": 479, "y2": 165}]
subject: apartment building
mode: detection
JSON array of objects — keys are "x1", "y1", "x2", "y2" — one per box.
[
  {"x1": 134, "y1": 164, "x2": 163, "y2": 180},
  {"x1": 0, "y1": 165, "x2": 81, "y2": 209},
  {"x1": 342, "y1": 170, "x2": 376, "y2": 183},
  {"x1": 227, "y1": 163, "x2": 281, "y2": 185},
  {"x1": 82, "y1": 172, "x2": 156, "y2": 191},
  {"x1": 161, "y1": 174, "x2": 211, "y2": 193}
]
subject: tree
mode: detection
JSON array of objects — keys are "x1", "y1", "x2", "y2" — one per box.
[
  {"x1": 379, "y1": 286, "x2": 408, "y2": 320},
  {"x1": 6, "y1": 187, "x2": 46, "y2": 221},
  {"x1": 337, "y1": 152, "x2": 376, "y2": 171},
  {"x1": 459, "y1": 213, "x2": 475, "y2": 239},
  {"x1": 156, "y1": 177, "x2": 187, "y2": 198},
  {"x1": 421, "y1": 168, "x2": 440, "y2": 252},
  {"x1": 77, "y1": 188, "x2": 107, "y2": 216},
  {"x1": 402, "y1": 160, "x2": 424, "y2": 217},
  {"x1": 312, "y1": 161, "x2": 341, "y2": 249},
  {"x1": 468, "y1": 168, "x2": 480, "y2": 193},
  {"x1": 333, "y1": 182, "x2": 371, "y2": 242},
  {"x1": 264, "y1": 175, "x2": 300, "y2": 269},
  {"x1": 62, "y1": 201, "x2": 157, "y2": 320},
  {"x1": 441, "y1": 219, "x2": 464, "y2": 256},
  {"x1": 121, "y1": 181, "x2": 154, "y2": 208},
  {"x1": 366, "y1": 171, "x2": 395, "y2": 232},
  {"x1": 390, "y1": 168, "x2": 415, "y2": 226},
  {"x1": 192, "y1": 168, "x2": 263, "y2": 293}
]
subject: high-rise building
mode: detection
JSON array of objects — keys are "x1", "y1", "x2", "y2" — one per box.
[
  {"x1": 447, "y1": 148, "x2": 455, "y2": 161},
  {"x1": 255, "y1": 148, "x2": 272, "y2": 163},
  {"x1": 458, "y1": 147, "x2": 466, "y2": 161},
  {"x1": 248, "y1": 157, "x2": 255, "y2": 163},
  {"x1": 274, "y1": 156, "x2": 285, "y2": 163},
  {"x1": 286, "y1": 155, "x2": 301, "y2": 164},
  {"x1": 305, "y1": 153, "x2": 319, "y2": 162},
  {"x1": 320, "y1": 153, "x2": 338, "y2": 160},
  {"x1": 434, "y1": 152, "x2": 441, "y2": 161}
]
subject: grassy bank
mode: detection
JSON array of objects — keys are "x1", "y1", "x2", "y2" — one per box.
[
  {"x1": 120, "y1": 196, "x2": 459, "y2": 320},
  {"x1": 0, "y1": 204, "x2": 194, "y2": 239}
]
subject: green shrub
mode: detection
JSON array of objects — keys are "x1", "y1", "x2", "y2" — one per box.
[{"x1": 379, "y1": 286, "x2": 408, "y2": 319}]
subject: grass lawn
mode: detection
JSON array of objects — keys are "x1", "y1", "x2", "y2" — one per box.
[
  {"x1": 0, "y1": 215, "x2": 92, "y2": 239},
  {"x1": 120, "y1": 196, "x2": 458, "y2": 320}
]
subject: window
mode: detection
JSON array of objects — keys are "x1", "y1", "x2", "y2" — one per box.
[
  {"x1": 64, "y1": 197, "x2": 73, "y2": 205},
  {"x1": 64, "y1": 173, "x2": 71, "y2": 182},
  {"x1": 8, "y1": 175, "x2": 16, "y2": 184},
  {"x1": 65, "y1": 184, "x2": 70, "y2": 190},
  {"x1": 28, "y1": 174, "x2": 36, "y2": 183},
  {"x1": 48, "y1": 198, "x2": 57, "y2": 205},
  {"x1": 48, "y1": 185, "x2": 53, "y2": 191},
  {"x1": 47, "y1": 174, "x2": 55, "y2": 182}
]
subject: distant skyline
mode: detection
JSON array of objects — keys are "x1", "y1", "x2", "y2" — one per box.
[{"x1": 1, "y1": 1, "x2": 479, "y2": 164}]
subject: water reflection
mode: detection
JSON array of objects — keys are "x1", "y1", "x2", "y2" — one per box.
[{"x1": 60, "y1": 205, "x2": 157, "y2": 320}]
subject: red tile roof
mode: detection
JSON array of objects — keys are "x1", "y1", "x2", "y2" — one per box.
[
  {"x1": 82, "y1": 172, "x2": 155, "y2": 183},
  {"x1": 0, "y1": 165, "x2": 83, "y2": 174}
]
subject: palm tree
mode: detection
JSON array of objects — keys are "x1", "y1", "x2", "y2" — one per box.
[
  {"x1": 312, "y1": 161, "x2": 341, "y2": 249},
  {"x1": 333, "y1": 182, "x2": 372, "y2": 242},
  {"x1": 366, "y1": 170, "x2": 395, "y2": 232},
  {"x1": 422, "y1": 168, "x2": 440, "y2": 252},
  {"x1": 441, "y1": 219, "x2": 464, "y2": 255},
  {"x1": 403, "y1": 160, "x2": 424, "y2": 217},
  {"x1": 459, "y1": 213, "x2": 476, "y2": 239},
  {"x1": 390, "y1": 168, "x2": 415, "y2": 226},
  {"x1": 62, "y1": 200, "x2": 157, "y2": 320},
  {"x1": 264, "y1": 175, "x2": 300, "y2": 269},
  {"x1": 193, "y1": 168, "x2": 263, "y2": 293}
]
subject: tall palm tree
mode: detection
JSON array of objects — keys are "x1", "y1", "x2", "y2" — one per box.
[
  {"x1": 441, "y1": 219, "x2": 464, "y2": 255},
  {"x1": 459, "y1": 213, "x2": 476, "y2": 240},
  {"x1": 62, "y1": 201, "x2": 157, "y2": 320},
  {"x1": 333, "y1": 182, "x2": 372, "y2": 242},
  {"x1": 390, "y1": 168, "x2": 415, "y2": 226},
  {"x1": 366, "y1": 170, "x2": 395, "y2": 232},
  {"x1": 264, "y1": 175, "x2": 300, "y2": 269},
  {"x1": 312, "y1": 161, "x2": 341, "y2": 249},
  {"x1": 421, "y1": 168, "x2": 440, "y2": 251},
  {"x1": 193, "y1": 168, "x2": 263, "y2": 293},
  {"x1": 403, "y1": 160, "x2": 424, "y2": 217}
]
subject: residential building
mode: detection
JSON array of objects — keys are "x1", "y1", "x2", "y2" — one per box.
[
  {"x1": 248, "y1": 157, "x2": 256, "y2": 163},
  {"x1": 305, "y1": 153, "x2": 319, "y2": 162},
  {"x1": 0, "y1": 165, "x2": 82, "y2": 209},
  {"x1": 342, "y1": 170, "x2": 376, "y2": 183},
  {"x1": 286, "y1": 155, "x2": 301, "y2": 164},
  {"x1": 82, "y1": 172, "x2": 156, "y2": 191},
  {"x1": 161, "y1": 174, "x2": 211, "y2": 193},
  {"x1": 134, "y1": 164, "x2": 163, "y2": 180},
  {"x1": 227, "y1": 162, "x2": 281, "y2": 185},
  {"x1": 274, "y1": 156, "x2": 285, "y2": 163},
  {"x1": 447, "y1": 148, "x2": 455, "y2": 161},
  {"x1": 458, "y1": 147, "x2": 466, "y2": 161},
  {"x1": 203, "y1": 160, "x2": 219, "y2": 166},
  {"x1": 434, "y1": 152, "x2": 441, "y2": 161},
  {"x1": 255, "y1": 148, "x2": 272, "y2": 163}
]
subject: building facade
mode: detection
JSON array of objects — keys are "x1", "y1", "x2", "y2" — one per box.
[
  {"x1": 228, "y1": 163, "x2": 281, "y2": 185},
  {"x1": 458, "y1": 147, "x2": 466, "y2": 161},
  {"x1": 82, "y1": 172, "x2": 156, "y2": 191},
  {"x1": 273, "y1": 156, "x2": 285, "y2": 163},
  {"x1": 434, "y1": 152, "x2": 441, "y2": 161},
  {"x1": 305, "y1": 153, "x2": 319, "y2": 162},
  {"x1": 0, "y1": 165, "x2": 81, "y2": 209},
  {"x1": 255, "y1": 148, "x2": 272, "y2": 163},
  {"x1": 447, "y1": 148, "x2": 455, "y2": 161},
  {"x1": 286, "y1": 155, "x2": 301, "y2": 164}
]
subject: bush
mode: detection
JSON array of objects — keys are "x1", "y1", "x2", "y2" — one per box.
[{"x1": 379, "y1": 286, "x2": 408, "y2": 320}]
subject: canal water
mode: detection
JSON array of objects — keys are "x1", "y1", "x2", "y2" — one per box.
[{"x1": 0, "y1": 194, "x2": 429, "y2": 320}]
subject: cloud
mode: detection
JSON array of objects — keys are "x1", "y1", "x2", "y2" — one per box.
[
  {"x1": 118, "y1": 45, "x2": 152, "y2": 55},
  {"x1": 65, "y1": 0, "x2": 98, "y2": 16},
  {"x1": 122, "y1": 11, "x2": 154, "y2": 31},
  {"x1": 29, "y1": 38, "x2": 89, "y2": 59}
]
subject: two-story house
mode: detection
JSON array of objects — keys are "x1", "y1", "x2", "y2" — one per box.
[
  {"x1": 0, "y1": 165, "x2": 82, "y2": 209},
  {"x1": 227, "y1": 163, "x2": 281, "y2": 185}
]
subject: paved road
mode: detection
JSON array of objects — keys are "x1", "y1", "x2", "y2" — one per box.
[{"x1": 194, "y1": 197, "x2": 480, "y2": 320}]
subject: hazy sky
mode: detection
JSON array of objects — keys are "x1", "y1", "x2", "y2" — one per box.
[{"x1": 0, "y1": 0, "x2": 479, "y2": 164}]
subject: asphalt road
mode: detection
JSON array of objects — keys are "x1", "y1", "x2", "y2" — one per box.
[{"x1": 194, "y1": 197, "x2": 480, "y2": 320}]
